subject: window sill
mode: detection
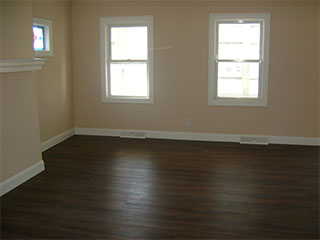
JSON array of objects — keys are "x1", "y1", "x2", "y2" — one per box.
[
  {"x1": 102, "y1": 96, "x2": 154, "y2": 104},
  {"x1": 34, "y1": 51, "x2": 53, "y2": 57},
  {"x1": 208, "y1": 98, "x2": 267, "y2": 107}
]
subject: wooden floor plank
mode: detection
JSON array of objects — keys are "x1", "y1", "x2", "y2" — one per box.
[{"x1": 1, "y1": 136, "x2": 319, "y2": 239}]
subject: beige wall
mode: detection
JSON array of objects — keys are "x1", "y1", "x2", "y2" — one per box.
[
  {"x1": 33, "y1": 0, "x2": 74, "y2": 142},
  {"x1": 0, "y1": 0, "x2": 42, "y2": 181},
  {"x1": 72, "y1": 0, "x2": 319, "y2": 138},
  {"x1": 1, "y1": 72, "x2": 42, "y2": 181},
  {"x1": 0, "y1": 0, "x2": 33, "y2": 59}
]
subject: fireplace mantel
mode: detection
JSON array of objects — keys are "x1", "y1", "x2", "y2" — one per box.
[{"x1": 0, "y1": 58, "x2": 46, "y2": 73}]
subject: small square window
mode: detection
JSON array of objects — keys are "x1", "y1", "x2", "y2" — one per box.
[{"x1": 33, "y1": 17, "x2": 53, "y2": 57}]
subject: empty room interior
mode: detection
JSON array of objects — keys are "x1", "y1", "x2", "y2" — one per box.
[{"x1": 0, "y1": 0, "x2": 319, "y2": 239}]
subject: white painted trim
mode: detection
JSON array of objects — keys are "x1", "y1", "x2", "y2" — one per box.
[
  {"x1": 269, "y1": 136, "x2": 320, "y2": 146},
  {"x1": 76, "y1": 127, "x2": 121, "y2": 137},
  {"x1": 41, "y1": 128, "x2": 75, "y2": 152},
  {"x1": 0, "y1": 58, "x2": 47, "y2": 73},
  {"x1": 0, "y1": 160, "x2": 45, "y2": 196},
  {"x1": 75, "y1": 127, "x2": 320, "y2": 146}
]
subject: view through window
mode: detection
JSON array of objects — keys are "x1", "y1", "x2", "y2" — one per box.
[
  {"x1": 217, "y1": 23, "x2": 261, "y2": 98},
  {"x1": 110, "y1": 26, "x2": 148, "y2": 97}
]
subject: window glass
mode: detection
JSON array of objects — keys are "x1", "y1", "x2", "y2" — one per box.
[
  {"x1": 217, "y1": 62, "x2": 259, "y2": 98},
  {"x1": 218, "y1": 23, "x2": 261, "y2": 60},
  {"x1": 33, "y1": 25, "x2": 45, "y2": 51},
  {"x1": 110, "y1": 63, "x2": 148, "y2": 97},
  {"x1": 111, "y1": 27, "x2": 148, "y2": 60}
]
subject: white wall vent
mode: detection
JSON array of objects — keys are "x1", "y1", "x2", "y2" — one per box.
[
  {"x1": 120, "y1": 131, "x2": 146, "y2": 139},
  {"x1": 239, "y1": 136, "x2": 269, "y2": 145}
]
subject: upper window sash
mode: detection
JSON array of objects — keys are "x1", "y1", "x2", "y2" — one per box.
[
  {"x1": 215, "y1": 19, "x2": 264, "y2": 62},
  {"x1": 108, "y1": 25, "x2": 148, "y2": 61}
]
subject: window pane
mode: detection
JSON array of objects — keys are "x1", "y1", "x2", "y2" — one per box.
[
  {"x1": 33, "y1": 25, "x2": 45, "y2": 51},
  {"x1": 111, "y1": 27, "x2": 147, "y2": 60},
  {"x1": 217, "y1": 62, "x2": 259, "y2": 98},
  {"x1": 218, "y1": 23, "x2": 260, "y2": 60},
  {"x1": 110, "y1": 63, "x2": 148, "y2": 97}
]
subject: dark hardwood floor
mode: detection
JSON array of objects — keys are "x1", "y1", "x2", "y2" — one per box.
[{"x1": 1, "y1": 135, "x2": 319, "y2": 239}]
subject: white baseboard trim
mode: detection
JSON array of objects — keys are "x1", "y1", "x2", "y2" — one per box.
[
  {"x1": 269, "y1": 136, "x2": 319, "y2": 146},
  {"x1": 0, "y1": 160, "x2": 45, "y2": 197},
  {"x1": 74, "y1": 127, "x2": 320, "y2": 146},
  {"x1": 41, "y1": 128, "x2": 75, "y2": 152}
]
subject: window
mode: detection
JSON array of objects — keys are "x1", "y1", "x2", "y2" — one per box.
[
  {"x1": 33, "y1": 17, "x2": 53, "y2": 57},
  {"x1": 100, "y1": 16, "x2": 154, "y2": 104},
  {"x1": 208, "y1": 13, "x2": 270, "y2": 106}
]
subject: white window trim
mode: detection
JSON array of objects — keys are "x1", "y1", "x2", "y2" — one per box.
[
  {"x1": 208, "y1": 13, "x2": 270, "y2": 107},
  {"x1": 100, "y1": 16, "x2": 154, "y2": 104},
  {"x1": 33, "y1": 17, "x2": 53, "y2": 57}
]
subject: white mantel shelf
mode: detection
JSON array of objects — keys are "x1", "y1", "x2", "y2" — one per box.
[{"x1": 0, "y1": 58, "x2": 47, "y2": 73}]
